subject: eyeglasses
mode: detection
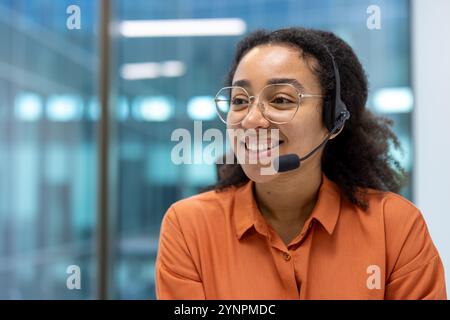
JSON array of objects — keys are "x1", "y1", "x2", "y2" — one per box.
[{"x1": 214, "y1": 83, "x2": 323, "y2": 125}]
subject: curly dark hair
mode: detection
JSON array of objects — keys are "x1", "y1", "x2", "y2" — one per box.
[{"x1": 208, "y1": 27, "x2": 405, "y2": 210}]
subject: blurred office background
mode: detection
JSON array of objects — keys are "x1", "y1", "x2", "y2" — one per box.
[{"x1": 0, "y1": 0, "x2": 448, "y2": 299}]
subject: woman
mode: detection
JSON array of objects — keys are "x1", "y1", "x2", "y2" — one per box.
[{"x1": 155, "y1": 28, "x2": 446, "y2": 299}]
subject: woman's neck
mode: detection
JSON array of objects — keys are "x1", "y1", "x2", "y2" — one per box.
[{"x1": 254, "y1": 165, "x2": 323, "y2": 225}]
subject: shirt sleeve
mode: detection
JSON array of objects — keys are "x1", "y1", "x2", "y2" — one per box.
[
  {"x1": 384, "y1": 204, "x2": 447, "y2": 300},
  {"x1": 155, "y1": 205, "x2": 206, "y2": 300}
]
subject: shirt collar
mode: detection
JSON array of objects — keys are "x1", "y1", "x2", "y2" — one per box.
[{"x1": 233, "y1": 172, "x2": 341, "y2": 240}]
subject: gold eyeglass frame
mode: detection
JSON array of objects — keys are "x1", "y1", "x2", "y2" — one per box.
[{"x1": 214, "y1": 83, "x2": 324, "y2": 125}]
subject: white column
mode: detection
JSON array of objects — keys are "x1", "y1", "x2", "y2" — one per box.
[{"x1": 413, "y1": 0, "x2": 450, "y2": 295}]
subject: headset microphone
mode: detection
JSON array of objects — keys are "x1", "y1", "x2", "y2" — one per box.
[{"x1": 273, "y1": 46, "x2": 351, "y2": 173}]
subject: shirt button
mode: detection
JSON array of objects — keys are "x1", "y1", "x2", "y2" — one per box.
[{"x1": 283, "y1": 252, "x2": 291, "y2": 261}]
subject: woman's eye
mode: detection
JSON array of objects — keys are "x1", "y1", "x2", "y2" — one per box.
[
  {"x1": 272, "y1": 96, "x2": 292, "y2": 104},
  {"x1": 232, "y1": 97, "x2": 248, "y2": 105}
]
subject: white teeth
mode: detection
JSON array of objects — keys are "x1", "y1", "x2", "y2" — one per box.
[
  {"x1": 247, "y1": 143, "x2": 261, "y2": 151},
  {"x1": 245, "y1": 141, "x2": 282, "y2": 152}
]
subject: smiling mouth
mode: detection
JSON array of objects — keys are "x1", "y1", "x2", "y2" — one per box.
[{"x1": 244, "y1": 140, "x2": 285, "y2": 153}]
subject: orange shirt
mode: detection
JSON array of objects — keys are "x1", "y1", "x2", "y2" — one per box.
[{"x1": 155, "y1": 173, "x2": 447, "y2": 299}]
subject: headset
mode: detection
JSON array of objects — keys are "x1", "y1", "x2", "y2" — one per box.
[
  {"x1": 274, "y1": 46, "x2": 350, "y2": 173},
  {"x1": 323, "y1": 46, "x2": 350, "y2": 133}
]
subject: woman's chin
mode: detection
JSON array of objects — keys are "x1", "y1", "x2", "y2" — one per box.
[{"x1": 241, "y1": 164, "x2": 279, "y2": 183}]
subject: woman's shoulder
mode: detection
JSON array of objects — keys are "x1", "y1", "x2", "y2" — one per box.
[
  {"x1": 366, "y1": 190, "x2": 442, "y2": 287},
  {"x1": 363, "y1": 188, "x2": 423, "y2": 224},
  {"x1": 164, "y1": 185, "x2": 241, "y2": 226},
  {"x1": 363, "y1": 188, "x2": 437, "y2": 256},
  {"x1": 172, "y1": 186, "x2": 237, "y2": 210},
  {"x1": 338, "y1": 187, "x2": 430, "y2": 244}
]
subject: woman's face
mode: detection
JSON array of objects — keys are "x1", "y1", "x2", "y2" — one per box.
[{"x1": 228, "y1": 44, "x2": 329, "y2": 183}]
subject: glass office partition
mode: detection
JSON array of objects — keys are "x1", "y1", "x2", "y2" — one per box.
[{"x1": 0, "y1": 0, "x2": 98, "y2": 299}]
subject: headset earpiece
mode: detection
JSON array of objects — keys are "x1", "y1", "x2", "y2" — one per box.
[
  {"x1": 324, "y1": 46, "x2": 350, "y2": 135},
  {"x1": 331, "y1": 110, "x2": 350, "y2": 135}
]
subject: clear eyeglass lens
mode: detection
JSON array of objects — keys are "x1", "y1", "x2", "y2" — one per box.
[{"x1": 214, "y1": 84, "x2": 300, "y2": 125}]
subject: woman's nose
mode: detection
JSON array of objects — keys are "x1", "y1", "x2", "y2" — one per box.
[{"x1": 240, "y1": 100, "x2": 270, "y2": 129}]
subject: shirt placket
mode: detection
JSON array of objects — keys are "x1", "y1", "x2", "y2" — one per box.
[{"x1": 267, "y1": 218, "x2": 316, "y2": 299}]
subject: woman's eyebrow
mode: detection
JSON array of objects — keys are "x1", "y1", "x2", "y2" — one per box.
[
  {"x1": 266, "y1": 78, "x2": 305, "y2": 92},
  {"x1": 232, "y1": 79, "x2": 251, "y2": 89},
  {"x1": 232, "y1": 78, "x2": 306, "y2": 92}
]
